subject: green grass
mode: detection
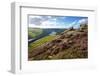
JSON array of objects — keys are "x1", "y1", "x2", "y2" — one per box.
[
  {"x1": 28, "y1": 35, "x2": 56, "y2": 52},
  {"x1": 28, "y1": 28, "x2": 43, "y2": 39}
]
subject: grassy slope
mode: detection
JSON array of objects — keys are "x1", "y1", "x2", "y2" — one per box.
[
  {"x1": 28, "y1": 28, "x2": 43, "y2": 39},
  {"x1": 28, "y1": 35, "x2": 56, "y2": 52}
]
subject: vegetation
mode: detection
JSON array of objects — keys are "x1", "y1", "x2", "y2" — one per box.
[
  {"x1": 28, "y1": 24, "x2": 88, "y2": 60},
  {"x1": 28, "y1": 35, "x2": 56, "y2": 52},
  {"x1": 28, "y1": 28, "x2": 43, "y2": 39}
]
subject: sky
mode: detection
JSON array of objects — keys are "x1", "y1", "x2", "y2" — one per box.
[{"x1": 29, "y1": 15, "x2": 88, "y2": 29}]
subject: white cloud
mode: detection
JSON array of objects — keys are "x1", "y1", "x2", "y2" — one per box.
[
  {"x1": 78, "y1": 19, "x2": 88, "y2": 25},
  {"x1": 29, "y1": 24, "x2": 38, "y2": 28},
  {"x1": 51, "y1": 18, "x2": 57, "y2": 21},
  {"x1": 48, "y1": 16, "x2": 52, "y2": 19},
  {"x1": 66, "y1": 19, "x2": 88, "y2": 29},
  {"x1": 41, "y1": 20, "x2": 56, "y2": 26},
  {"x1": 29, "y1": 16, "x2": 88, "y2": 29},
  {"x1": 29, "y1": 19, "x2": 67, "y2": 28},
  {"x1": 29, "y1": 16, "x2": 57, "y2": 25}
]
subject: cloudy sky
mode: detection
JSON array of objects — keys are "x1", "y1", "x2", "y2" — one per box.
[{"x1": 29, "y1": 15, "x2": 88, "y2": 29}]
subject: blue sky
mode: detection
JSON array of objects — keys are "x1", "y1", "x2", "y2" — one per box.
[{"x1": 29, "y1": 15, "x2": 88, "y2": 29}]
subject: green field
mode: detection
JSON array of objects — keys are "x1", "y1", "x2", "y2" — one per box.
[
  {"x1": 28, "y1": 28, "x2": 43, "y2": 39},
  {"x1": 28, "y1": 35, "x2": 56, "y2": 52}
]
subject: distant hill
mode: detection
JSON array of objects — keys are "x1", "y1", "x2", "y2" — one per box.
[
  {"x1": 28, "y1": 24, "x2": 88, "y2": 60},
  {"x1": 28, "y1": 28, "x2": 66, "y2": 43}
]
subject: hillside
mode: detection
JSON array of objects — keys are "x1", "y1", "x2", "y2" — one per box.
[
  {"x1": 28, "y1": 28, "x2": 43, "y2": 39},
  {"x1": 28, "y1": 24, "x2": 88, "y2": 60}
]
